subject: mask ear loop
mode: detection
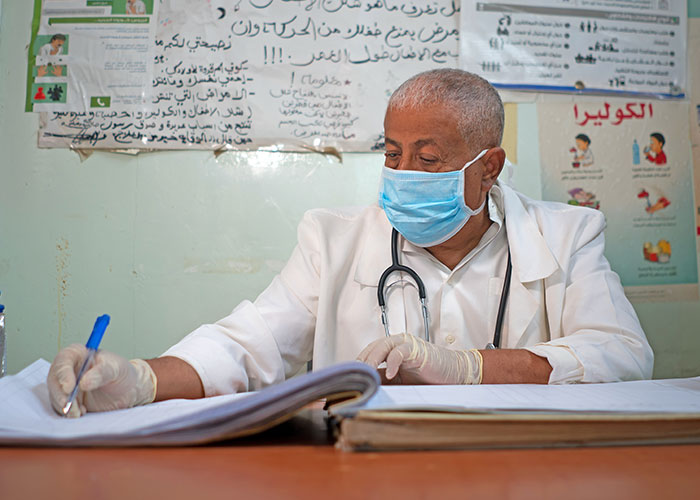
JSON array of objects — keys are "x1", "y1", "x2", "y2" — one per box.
[{"x1": 458, "y1": 148, "x2": 490, "y2": 219}]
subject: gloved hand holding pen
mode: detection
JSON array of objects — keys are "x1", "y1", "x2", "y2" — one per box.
[
  {"x1": 357, "y1": 333, "x2": 483, "y2": 385},
  {"x1": 47, "y1": 344, "x2": 157, "y2": 418}
]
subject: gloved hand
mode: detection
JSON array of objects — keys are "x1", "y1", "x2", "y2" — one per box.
[
  {"x1": 357, "y1": 333, "x2": 483, "y2": 385},
  {"x1": 47, "y1": 344, "x2": 157, "y2": 418}
]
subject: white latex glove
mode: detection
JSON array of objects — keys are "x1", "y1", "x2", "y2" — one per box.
[
  {"x1": 47, "y1": 344, "x2": 157, "y2": 418},
  {"x1": 357, "y1": 333, "x2": 483, "y2": 385}
]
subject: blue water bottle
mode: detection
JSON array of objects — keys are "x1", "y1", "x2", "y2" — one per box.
[{"x1": 633, "y1": 139, "x2": 640, "y2": 165}]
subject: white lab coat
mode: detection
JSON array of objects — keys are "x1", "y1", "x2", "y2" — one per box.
[{"x1": 164, "y1": 183, "x2": 653, "y2": 395}]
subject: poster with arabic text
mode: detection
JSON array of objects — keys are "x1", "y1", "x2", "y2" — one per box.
[
  {"x1": 538, "y1": 99, "x2": 698, "y2": 302},
  {"x1": 26, "y1": 0, "x2": 160, "y2": 112},
  {"x1": 461, "y1": 0, "x2": 687, "y2": 98},
  {"x1": 35, "y1": 0, "x2": 460, "y2": 151}
]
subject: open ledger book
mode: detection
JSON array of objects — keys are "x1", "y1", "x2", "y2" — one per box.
[
  {"x1": 0, "y1": 359, "x2": 379, "y2": 446},
  {"x1": 1, "y1": 359, "x2": 700, "y2": 449}
]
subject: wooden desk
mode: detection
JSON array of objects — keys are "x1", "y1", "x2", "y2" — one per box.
[{"x1": 1, "y1": 409, "x2": 698, "y2": 500}]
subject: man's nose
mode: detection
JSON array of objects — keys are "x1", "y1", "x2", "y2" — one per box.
[{"x1": 394, "y1": 156, "x2": 417, "y2": 172}]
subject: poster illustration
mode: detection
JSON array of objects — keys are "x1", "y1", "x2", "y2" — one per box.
[
  {"x1": 26, "y1": 0, "x2": 160, "y2": 112},
  {"x1": 538, "y1": 99, "x2": 698, "y2": 302},
  {"x1": 689, "y1": 18, "x2": 700, "y2": 235},
  {"x1": 33, "y1": 0, "x2": 461, "y2": 151},
  {"x1": 460, "y1": 0, "x2": 687, "y2": 98}
]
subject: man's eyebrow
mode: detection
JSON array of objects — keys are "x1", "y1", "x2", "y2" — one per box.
[
  {"x1": 384, "y1": 138, "x2": 438, "y2": 148},
  {"x1": 384, "y1": 137, "x2": 400, "y2": 148},
  {"x1": 414, "y1": 138, "x2": 438, "y2": 148}
]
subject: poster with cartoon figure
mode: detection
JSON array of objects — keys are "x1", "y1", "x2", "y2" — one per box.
[
  {"x1": 538, "y1": 99, "x2": 698, "y2": 302},
  {"x1": 26, "y1": 0, "x2": 159, "y2": 112},
  {"x1": 689, "y1": 18, "x2": 700, "y2": 235}
]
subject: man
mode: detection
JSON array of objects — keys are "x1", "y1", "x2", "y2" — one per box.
[
  {"x1": 48, "y1": 69, "x2": 653, "y2": 417},
  {"x1": 645, "y1": 132, "x2": 667, "y2": 165},
  {"x1": 571, "y1": 133, "x2": 594, "y2": 168},
  {"x1": 39, "y1": 34, "x2": 65, "y2": 59},
  {"x1": 126, "y1": 0, "x2": 147, "y2": 15}
]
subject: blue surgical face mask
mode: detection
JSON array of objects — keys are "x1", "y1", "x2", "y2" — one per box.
[{"x1": 378, "y1": 149, "x2": 489, "y2": 247}]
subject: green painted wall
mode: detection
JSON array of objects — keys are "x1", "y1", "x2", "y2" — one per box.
[{"x1": 1, "y1": 1, "x2": 699, "y2": 379}]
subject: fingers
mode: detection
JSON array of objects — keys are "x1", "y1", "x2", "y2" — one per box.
[
  {"x1": 385, "y1": 342, "x2": 412, "y2": 380},
  {"x1": 79, "y1": 350, "x2": 122, "y2": 392},
  {"x1": 357, "y1": 334, "x2": 422, "y2": 381},
  {"x1": 357, "y1": 334, "x2": 406, "y2": 368},
  {"x1": 63, "y1": 395, "x2": 85, "y2": 419},
  {"x1": 49, "y1": 344, "x2": 87, "y2": 392},
  {"x1": 47, "y1": 344, "x2": 88, "y2": 416}
]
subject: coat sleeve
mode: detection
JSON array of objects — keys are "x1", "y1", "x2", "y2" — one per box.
[
  {"x1": 160, "y1": 211, "x2": 322, "y2": 396},
  {"x1": 525, "y1": 211, "x2": 654, "y2": 383}
]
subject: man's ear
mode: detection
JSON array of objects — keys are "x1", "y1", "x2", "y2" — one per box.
[{"x1": 481, "y1": 147, "x2": 506, "y2": 191}]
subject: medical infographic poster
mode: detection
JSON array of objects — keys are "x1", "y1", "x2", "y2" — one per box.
[
  {"x1": 689, "y1": 18, "x2": 700, "y2": 235},
  {"x1": 34, "y1": 0, "x2": 459, "y2": 151},
  {"x1": 460, "y1": 0, "x2": 687, "y2": 98},
  {"x1": 538, "y1": 99, "x2": 698, "y2": 302},
  {"x1": 26, "y1": 0, "x2": 160, "y2": 113}
]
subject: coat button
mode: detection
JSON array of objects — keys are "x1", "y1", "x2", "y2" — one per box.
[{"x1": 445, "y1": 335, "x2": 455, "y2": 344}]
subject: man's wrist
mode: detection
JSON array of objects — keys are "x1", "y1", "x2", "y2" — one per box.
[
  {"x1": 461, "y1": 349, "x2": 483, "y2": 385},
  {"x1": 130, "y1": 358, "x2": 158, "y2": 406}
]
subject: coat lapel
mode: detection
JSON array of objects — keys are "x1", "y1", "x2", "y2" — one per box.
[
  {"x1": 501, "y1": 184, "x2": 560, "y2": 345},
  {"x1": 354, "y1": 206, "x2": 394, "y2": 287}
]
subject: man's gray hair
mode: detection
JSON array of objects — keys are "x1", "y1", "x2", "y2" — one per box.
[{"x1": 387, "y1": 69, "x2": 504, "y2": 150}]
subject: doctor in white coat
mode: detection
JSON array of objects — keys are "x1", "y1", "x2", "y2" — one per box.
[{"x1": 47, "y1": 69, "x2": 653, "y2": 417}]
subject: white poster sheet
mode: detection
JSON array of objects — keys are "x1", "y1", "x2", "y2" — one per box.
[
  {"x1": 460, "y1": 0, "x2": 687, "y2": 98},
  {"x1": 36, "y1": 0, "x2": 460, "y2": 151},
  {"x1": 26, "y1": 0, "x2": 160, "y2": 112},
  {"x1": 537, "y1": 99, "x2": 698, "y2": 302}
]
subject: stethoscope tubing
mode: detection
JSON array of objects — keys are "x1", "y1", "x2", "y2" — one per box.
[{"x1": 378, "y1": 228, "x2": 511, "y2": 349}]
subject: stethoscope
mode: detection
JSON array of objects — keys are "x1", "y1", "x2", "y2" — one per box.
[{"x1": 377, "y1": 228, "x2": 512, "y2": 349}]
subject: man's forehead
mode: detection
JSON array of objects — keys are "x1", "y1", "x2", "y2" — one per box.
[{"x1": 384, "y1": 106, "x2": 463, "y2": 147}]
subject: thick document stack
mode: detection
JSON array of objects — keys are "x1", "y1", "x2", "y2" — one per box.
[
  {"x1": 329, "y1": 380, "x2": 700, "y2": 451},
  {"x1": 1, "y1": 359, "x2": 699, "y2": 449}
]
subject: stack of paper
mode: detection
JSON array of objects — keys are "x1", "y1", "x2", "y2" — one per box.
[
  {"x1": 0, "y1": 359, "x2": 379, "y2": 446},
  {"x1": 331, "y1": 378, "x2": 700, "y2": 451}
]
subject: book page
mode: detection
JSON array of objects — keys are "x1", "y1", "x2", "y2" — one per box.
[
  {"x1": 0, "y1": 358, "x2": 379, "y2": 445},
  {"x1": 347, "y1": 377, "x2": 700, "y2": 415},
  {"x1": 0, "y1": 360, "x2": 252, "y2": 439}
]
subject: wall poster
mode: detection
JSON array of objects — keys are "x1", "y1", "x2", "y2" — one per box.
[
  {"x1": 538, "y1": 98, "x2": 698, "y2": 302},
  {"x1": 689, "y1": 18, "x2": 700, "y2": 236},
  {"x1": 26, "y1": 0, "x2": 160, "y2": 113},
  {"x1": 460, "y1": 0, "x2": 687, "y2": 98},
  {"x1": 31, "y1": 0, "x2": 461, "y2": 151}
]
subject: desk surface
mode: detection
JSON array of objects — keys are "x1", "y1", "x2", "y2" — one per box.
[{"x1": 2, "y1": 409, "x2": 699, "y2": 500}]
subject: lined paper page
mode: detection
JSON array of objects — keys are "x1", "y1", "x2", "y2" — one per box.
[
  {"x1": 0, "y1": 360, "x2": 251, "y2": 439},
  {"x1": 360, "y1": 378, "x2": 700, "y2": 414},
  {"x1": 0, "y1": 358, "x2": 379, "y2": 445}
]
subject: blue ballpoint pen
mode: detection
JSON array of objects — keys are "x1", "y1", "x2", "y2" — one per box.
[{"x1": 62, "y1": 314, "x2": 110, "y2": 416}]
